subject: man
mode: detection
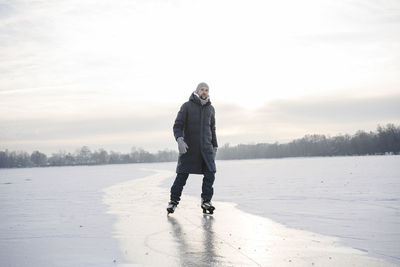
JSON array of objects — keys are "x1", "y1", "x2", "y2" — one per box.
[{"x1": 167, "y1": 82, "x2": 218, "y2": 214}]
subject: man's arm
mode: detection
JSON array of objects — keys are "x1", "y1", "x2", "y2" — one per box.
[
  {"x1": 210, "y1": 108, "x2": 218, "y2": 148},
  {"x1": 173, "y1": 103, "x2": 187, "y2": 141}
]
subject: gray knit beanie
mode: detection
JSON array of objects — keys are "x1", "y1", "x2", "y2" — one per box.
[{"x1": 195, "y1": 82, "x2": 209, "y2": 94}]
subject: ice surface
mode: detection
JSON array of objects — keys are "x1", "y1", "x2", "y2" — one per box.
[
  {"x1": 0, "y1": 164, "x2": 153, "y2": 267},
  {"x1": 0, "y1": 156, "x2": 398, "y2": 266},
  {"x1": 103, "y1": 167, "x2": 396, "y2": 266},
  {"x1": 161, "y1": 155, "x2": 400, "y2": 264}
]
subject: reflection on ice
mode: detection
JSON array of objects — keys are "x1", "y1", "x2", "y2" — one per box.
[
  {"x1": 167, "y1": 215, "x2": 220, "y2": 266},
  {"x1": 102, "y1": 169, "x2": 396, "y2": 267}
]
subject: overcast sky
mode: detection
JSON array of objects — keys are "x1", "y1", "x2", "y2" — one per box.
[{"x1": 0, "y1": 0, "x2": 399, "y2": 154}]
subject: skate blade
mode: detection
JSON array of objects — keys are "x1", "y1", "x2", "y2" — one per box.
[
  {"x1": 202, "y1": 208, "x2": 214, "y2": 215},
  {"x1": 166, "y1": 208, "x2": 175, "y2": 214}
]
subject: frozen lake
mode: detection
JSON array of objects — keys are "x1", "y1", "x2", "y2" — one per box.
[
  {"x1": 0, "y1": 155, "x2": 399, "y2": 266},
  {"x1": 161, "y1": 155, "x2": 400, "y2": 264}
]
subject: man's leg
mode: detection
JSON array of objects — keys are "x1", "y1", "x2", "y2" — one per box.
[
  {"x1": 170, "y1": 172, "x2": 189, "y2": 202},
  {"x1": 201, "y1": 157, "x2": 215, "y2": 200}
]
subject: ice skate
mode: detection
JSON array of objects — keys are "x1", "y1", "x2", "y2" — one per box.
[
  {"x1": 166, "y1": 200, "x2": 179, "y2": 214},
  {"x1": 201, "y1": 198, "x2": 215, "y2": 214}
]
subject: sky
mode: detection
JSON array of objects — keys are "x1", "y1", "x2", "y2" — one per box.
[{"x1": 0, "y1": 0, "x2": 399, "y2": 154}]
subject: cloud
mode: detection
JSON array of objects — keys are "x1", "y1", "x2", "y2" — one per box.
[
  {"x1": 1, "y1": 93, "x2": 399, "y2": 153},
  {"x1": 1, "y1": 0, "x2": 399, "y2": 153},
  {"x1": 255, "y1": 93, "x2": 400, "y2": 123}
]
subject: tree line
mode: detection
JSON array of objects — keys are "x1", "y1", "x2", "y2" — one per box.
[
  {"x1": 0, "y1": 146, "x2": 178, "y2": 168},
  {"x1": 0, "y1": 123, "x2": 399, "y2": 168},
  {"x1": 218, "y1": 123, "x2": 400, "y2": 160}
]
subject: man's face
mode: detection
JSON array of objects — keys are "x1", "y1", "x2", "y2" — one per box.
[{"x1": 198, "y1": 87, "x2": 209, "y2": 99}]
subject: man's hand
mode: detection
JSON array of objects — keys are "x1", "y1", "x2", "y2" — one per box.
[
  {"x1": 213, "y1": 146, "x2": 218, "y2": 159},
  {"x1": 177, "y1": 137, "x2": 189, "y2": 154}
]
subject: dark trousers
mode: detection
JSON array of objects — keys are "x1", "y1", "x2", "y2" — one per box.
[{"x1": 170, "y1": 156, "x2": 215, "y2": 202}]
